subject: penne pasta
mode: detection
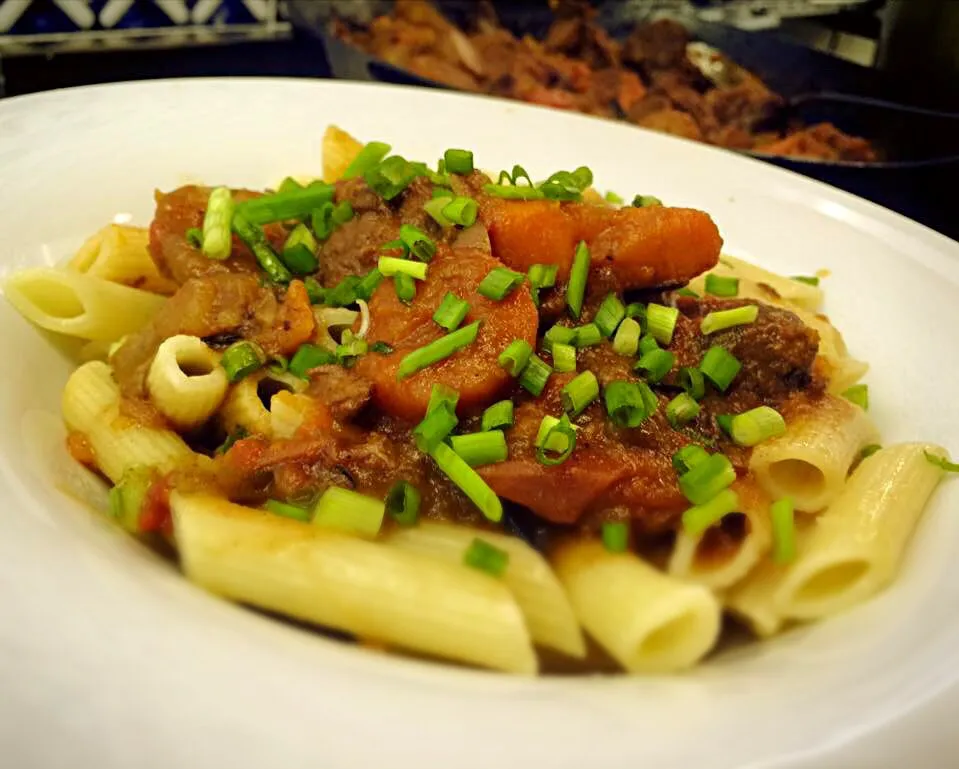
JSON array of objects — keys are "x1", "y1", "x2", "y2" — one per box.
[
  {"x1": 69, "y1": 224, "x2": 178, "y2": 295},
  {"x1": 552, "y1": 540, "x2": 721, "y2": 673},
  {"x1": 147, "y1": 335, "x2": 228, "y2": 430},
  {"x1": 750, "y1": 395, "x2": 879, "y2": 513},
  {"x1": 4, "y1": 267, "x2": 166, "y2": 342},
  {"x1": 172, "y1": 493, "x2": 537, "y2": 674},
  {"x1": 387, "y1": 521, "x2": 586, "y2": 658},
  {"x1": 690, "y1": 255, "x2": 824, "y2": 311},
  {"x1": 219, "y1": 369, "x2": 308, "y2": 438}
]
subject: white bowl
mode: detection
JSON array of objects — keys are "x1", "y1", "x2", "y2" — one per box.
[{"x1": 1, "y1": 79, "x2": 958, "y2": 769}]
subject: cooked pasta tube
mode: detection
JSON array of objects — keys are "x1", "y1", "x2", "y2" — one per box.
[
  {"x1": 69, "y1": 224, "x2": 178, "y2": 295},
  {"x1": 147, "y1": 335, "x2": 228, "y2": 429},
  {"x1": 4, "y1": 267, "x2": 166, "y2": 342},
  {"x1": 387, "y1": 521, "x2": 586, "y2": 658},
  {"x1": 172, "y1": 493, "x2": 537, "y2": 674},
  {"x1": 321, "y1": 125, "x2": 364, "y2": 183},
  {"x1": 774, "y1": 443, "x2": 945, "y2": 621},
  {"x1": 219, "y1": 369, "x2": 308, "y2": 438},
  {"x1": 552, "y1": 540, "x2": 721, "y2": 673},
  {"x1": 750, "y1": 395, "x2": 879, "y2": 513},
  {"x1": 690, "y1": 255, "x2": 824, "y2": 311},
  {"x1": 62, "y1": 361, "x2": 121, "y2": 433},
  {"x1": 668, "y1": 480, "x2": 772, "y2": 590}
]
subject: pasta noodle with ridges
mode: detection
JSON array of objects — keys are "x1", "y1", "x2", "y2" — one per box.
[
  {"x1": 219, "y1": 370, "x2": 308, "y2": 439},
  {"x1": 69, "y1": 224, "x2": 178, "y2": 296},
  {"x1": 147, "y1": 335, "x2": 229, "y2": 429}
]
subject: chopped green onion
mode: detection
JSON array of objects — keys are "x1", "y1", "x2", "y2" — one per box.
[
  {"x1": 860, "y1": 443, "x2": 882, "y2": 459},
  {"x1": 730, "y1": 406, "x2": 786, "y2": 447},
  {"x1": 342, "y1": 141, "x2": 392, "y2": 180},
  {"x1": 552, "y1": 342, "x2": 577, "y2": 373},
  {"x1": 478, "y1": 267, "x2": 525, "y2": 301},
  {"x1": 424, "y1": 196, "x2": 454, "y2": 227},
  {"x1": 506, "y1": 165, "x2": 534, "y2": 186},
  {"x1": 666, "y1": 393, "x2": 701, "y2": 428},
  {"x1": 285, "y1": 222, "x2": 318, "y2": 255},
  {"x1": 481, "y1": 400, "x2": 515, "y2": 432},
  {"x1": 638, "y1": 334, "x2": 659, "y2": 355},
  {"x1": 483, "y1": 184, "x2": 545, "y2": 201},
  {"x1": 264, "y1": 499, "x2": 312, "y2": 522},
  {"x1": 672, "y1": 445, "x2": 710, "y2": 474},
  {"x1": 269, "y1": 354, "x2": 289, "y2": 374},
  {"x1": 535, "y1": 414, "x2": 577, "y2": 466},
  {"x1": 355, "y1": 268, "x2": 384, "y2": 301},
  {"x1": 634, "y1": 348, "x2": 674, "y2": 383},
  {"x1": 413, "y1": 405, "x2": 458, "y2": 453},
  {"x1": 312, "y1": 487, "x2": 385, "y2": 538},
  {"x1": 646, "y1": 303, "x2": 679, "y2": 345},
  {"x1": 450, "y1": 431, "x2": 509, "y2": 467},
  {"x1": 235, "y1": 183, "x2": 335, "y2": 225},
  {"x1": 679, "y1": 367, "x2": 706, "y2": 400},
  {"x1": 444, "y1": 148, "x2": 474, "y2": 175},
  {"x1": 791, "y1": 275, "x2": 820, "y2": 286},
  {"x1": 311, "y1": 202, "x2": 336, "y2": 240},
  {"x1": 704, "y1": 274, "x2": 739, "y2": 297},
  {"x1": 566, "y1": 241, "x2": 590, "y2": 320},
  {"x1": 595, "y1": 294, "x2": 626, "y2": 337},
  {"x1": 232, "y1": 212, "x2": 292, "y2": 284},
  {"x1": 573, "y1": 323, "x2": 602, "y2": 348},
  {"x1": 365, "y1": 155, "x2": 418, "y2": 200},
  {"x1": 432, "y1": 187, "x2": 454, "y2": 199},
  {"x1": 433, "y1": 292, "x2": 470, "y2": 331},
  {"x1": 605, "y1": 191, "x2": 624, "y2": 205},
  {"x1": 498, "y1": 339, "x2": 533, "y2": 377},
  {"x1": 682, "y1": 488, "x2": 739, "y2": 537},
  {"x1": 185, "y1": 227, "x2": 203, "y2": 248},
  {"x1": 528, "y1": 264, "x2": 558, "y2": 290},
  {"x1": 676, "y1": 287, "x2": 699, "y2": 298},
  {"x1": 325, "y1": 275, "x2": 361, "y2": 307},
  {"x1": 304, "y1": 276, "x2": 325, "y2": 305},
  {"x1": 842, "y1": 384, "x2": 869, "y2": 411},
  {"x1": 601, "y1": 521, "x2": 629, "y2": 553},
  {"x1": 378, "y1": 256, "x2": 428, "y2": 280},
  {"x1": 604, "y1": 381, "x2": 648, "y2": 428},
  {"x1": 626, "y1": 302, "x2": 647, "y2": 321},
  {"x1": 332, "y1": 201, "x2": 354, "y2": 225},
  {"x1": 280, "y1": 244, "x2": 318, "y2": 275},
  {"x1": 637, "y1": 381, "x2": 659, "y2": 417},
  {"x1": 540, "y1": 166, "x2": 593, "y2": 201},
  {"x1": 544, "y1": 325, "x2": 577, "y2": 350},
  {"x1": 519, "y1": 354, "x2": 552, "y2": 396},
  {"x1": 386, "y1": 481, "x2": 421, "y2": 526},
  {"x1": 924, "y1": 450, "x2": 959, "y2": 473},
  {"x1": 700, "y1": 346, "x2": 741, "y2": 392},
  {"x1": 201, "y1": 187, "x2": 234, "y2": 260},
  {"x1": 221, "y1": 341, "x2": 265, "y2": 382},
  {"x1": 463, "y1": 537, "x2": 509, "y2": 576},
  {"x1": 107, "y1": 467, "x2": 152, "y2": 534},
  {"x1": 397, "y1": 321, "x2": 481, "y2": 380},
  {"x1": 770, "y1": 497, "x2": 796, "y2": 564},
  {"x1": 561, "y1": 371, "x2": 600, "y2": 417},
  {"x1": 430, "y1": 443, "x2": 503, "y2": 522},
  {"x1": 289, "y1": 343, "x2": 336, "y2": 379},
  {"x1": 399, "y1": 223, "x2": 436, "y2": 262},
  {"x1": 277, "y1": 177, "x2": 302, "y2": 194},
  {"x1": 612, "y1": 317, "x2": 641, "y2": 357},
  {"x1": 427, "y1": 383, "x2": 459, "y2": 416},
  {"x1": 716, "y1": 414, "x2": 734, "y2": 436},
  {"x1": 442, "y1": 196, "x2": 479, "y2": 227},
  {"x1": 335, "y1": 331, "x2": 368, "y2": 364},
  {"x1": 679, "y1": 453, "x2": 737, "y2": 505},
  {"x1": 631, "y1": 194, "x2": 662, "y2": 207},
  {"x1": 394, "y1": 273, "x2": 416, "y2": 304},
  {"x1": 701, "y1": 305, "x2": 759, "y2": 335}
]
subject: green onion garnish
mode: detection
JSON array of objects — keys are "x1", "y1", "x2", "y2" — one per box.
[
  {"x1": 324, "y1": 275, "x2": 361, "y2": 307},
  {"x1": 264, "y1": 499, "x2": 312, "y2": 522},
  {"x1": 631, "y1": 194, "x2": 663, "y2": 207},
  {"x1": 638, "y1": 334, "x2": 659, "y2": 355},
  {"x1": 483, "y1": 184, "x2": 545, "y2": 200},
  {"x1": 394, "y1": 273, "x2": 416, "y2": 304},
  {"x1": 397, "y1": 321, "x2": 481, "y2": 380},
  {"x1": 378, "y1": 256, "x2": 428, "y2": 280},
  {"x1": 386, "y1": 480, "x2": 421, "y2": 526},
  {"x1": 544, "y1": 325, "x2": 577, "y2": 350},
  {"x1": 356, "y1": 268, "x2": 383, "y2": 301},
  {"x1": 842, "y1": 384, "x2": 869, "y2": 411},
  {"x1": 552, "y1": 342, "x2": 577, "y2": 373},
  {"x1": 424, "y1": 196, "x2": 454, "y2": 227},
  {"x1": 540, "y1": 166, "x2": 593, "y2": 201},
  {"x1": 481, "y1": 400, "x2": 514, "y2": 432},
  {"x1": 432, "y1": 187, "x2": 454, "y2": 199},
  {"x1": 463, "y1": 537, "x2": 509, "y2": 577},
  {"x1": 791, "y1": 275, "x2": 820, "y2": 286},
  {"x1": 675, "y1": 287, "x2": 699, "y2": 298},
  {"x1": 646, "y1": 303, "x2": 679, "y2": 345},
  {"x1": 277, "y1": 177, "x2": 302, "y2": 194},
  {"x1": 370, "y1": 341, "x2": 393, "y2": 355},
  {"x1": 430, "y1": 443, "x2": 503, "y2": 522},
  {"x1": 704, "y1": 274, "x2": 739, "y2": 297},
  {"x1": 478, "y1": 267, "x2": 525, "y2": 301},
  {"x1": 528, "y1": 264, "x2": 558, "y2": 290},
  {"x1": 730, "y1": 406, "x2": 786, "y2": 447},
  {"x1": 601, "y1": 521, "x2": 629, "y2": 552},
  {"x1": 605, "y1": 191, "x2": 624, "y2": 205},
  {"x1": 280, "y1": 244, "x2": 318, "y2": 275},
  {"x1": 701, "y1": 305, "x2": 759, "y2": 335},
  {"x1": 312, "y1": 487, "x2": 385, "y2": 538},
  {"x1": 637, "y1": 381, "x2": 659, "y2": 417},
  {"x1": 924, "y1": 450, "x2": 959, "y2": 473},
  {"x1": 561, "y1": 371, "x2": 600, "y2": 417},
  {"x1": 770, "y1": 497, "x2": 796, "y2": 564},
  {"x1": 594, "y1": 294, "x2": 626, "y2": 338},
  {"x1": 427, "y1": 383, "x2": 459, "y2": 415},
  {"x1": 626, "y1": 302, "x2": 647, "y2": 321},
  {"x1": 413, "y1": 405, "x2": 458, "y2": 453},
  {"x1": 235, "y1": 183, "x2": 335, "y2": 225},
  {"x1": 399, "y1": 223, "x2": 436, "y2": 262},
  {"x1": 433, "y1": 292, "x2": 470, "y2": 331},
  {"x1": 335, "y1": 331, "x2": 368, "y2": 365},
  {"x1": 342, "y1": 141, "x2": 391, "y2": 180},
  {"x1": 666, "y1": 393, "x2": 701, "y2": 428},
  {"x1": 679, "y1": 453, "x2": 737, "y2": 505},
  {"x1": 289, "y1": 343, "x2": 336, "y2": 379},
  {"x1": 365, "y1": 155, "x2": 419, "y2": 200},
  {"x1": 519, "y1": 354, "x2": 552, "y2": 396},
  {"x1": 611, "y1": 317, "x2": 641, "y2": 357},
  {"x1": 535, "y1": 414, "x2": 576, "y2": 466},
  {"x1": 860, "y1": 443, "x2": 882, "y2": 459},
  {"x1": 284, "y1": 222, "x2": 318, "y2": 256},
  {"x1": 573, "y1": 323, "x2": 602, "y2": 348},
  {"x1": 201, "y1": 186, "x2": 234, "y2": 260},
  {"x1": 304, "y1": 277, "x2": 325, "y2": 305},
  {"x1": 186, "y1": 227, "x2": 203, "y2": 248},
  {"x1": 498, "y1": 339, "x2": 533, "y2": 377},
  {"x1": 604, "y1": 381, "x2": 648, "y2": 428},
  {"x1": 700, "y1": 346, "x2": 741, "y2": 392},
  {"x1": 220, "y1": 340, "x2": 265, "y2": 383},
  {"x1": 311, "y1": 202, "x2": 336, "y2": 241},
  {"x1": 444, "y1": 148, "x2": 474, "y2": 175},
  {"x1": 332, "y1": 200, "x2": 354, "y2": 225},
  {"x1": 232, "y1": 212, "x2": 292, "y2": 284},
  {"x1": 716, "y1": 414, "x2": 734, "y2": 436},
  {"x1": 634, "y1": 348, "x2": 674, "y2": 383},
  {"x1": 566, "y1": 241, "x2": 590, "y2": 320},
  {"x1": 679, "y1": 367, "x2": 706, "y2": 400},
  {"x1": 682, "y1": 488, "x2": 739, "y2": 537},
  {"x1": 672, "y1": 444, "x2": 709, "y2": 474},
  {"x1": 450, "y1": 431, "x2": 509, "y2": 467},
  {"x1": 442, "y1": 196, "x2": 479, "y2": 227}
]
